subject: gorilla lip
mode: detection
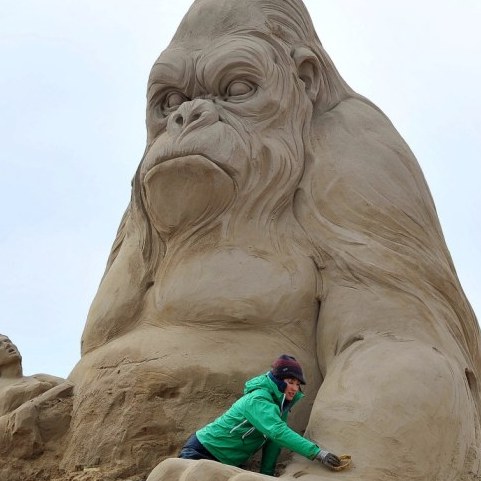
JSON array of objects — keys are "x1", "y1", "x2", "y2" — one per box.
[{"x1": 146, "y1": 153, "x2": 234, "y2": 178}]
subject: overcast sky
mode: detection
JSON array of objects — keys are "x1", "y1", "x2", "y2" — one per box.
[{"x1": 1, "y1": 1, "x2": 480, "y2": 378}]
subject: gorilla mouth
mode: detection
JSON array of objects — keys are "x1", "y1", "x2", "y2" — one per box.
[
  {"x1": 145, "y1": 153, "x2": 233, "y2": 179},
  {"x1": 142, "y1": 153, "x2": 237, "y2": 235},
  {"x1": 143, "y1": 153, "x2": 236, "y2": 207}
]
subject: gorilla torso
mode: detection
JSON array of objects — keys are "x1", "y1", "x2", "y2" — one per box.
[
  {"x1": 73, "y1": 242, "x2": 321, "y2": 387},
  {"x1": 146, "y1": 246, "x2": 318, "y2": 330},
  {"x1": 67, "y1": 241, "x2": 322, "y2": 472}
]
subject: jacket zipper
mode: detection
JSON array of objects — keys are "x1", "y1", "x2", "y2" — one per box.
[
  {"x1": 231, "y1": 389, "x2": 288, "y2": 442},
  {"x1": 231, "y1": 419, "x2": 259, "y2": 441},
  {"x1": 242, "y1": 426, "x2": 256, "y2": 439},
  {"x1": 230, "y1": 419, "x2": 248, "y2": 434}
]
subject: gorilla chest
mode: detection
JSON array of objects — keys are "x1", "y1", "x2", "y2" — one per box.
[{"x1": 146, "y1": 248, "x2": 319, "y2": 327}]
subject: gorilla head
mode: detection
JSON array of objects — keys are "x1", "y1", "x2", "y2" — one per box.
[{"x1": 128, "y1": 0, "x2": 352, "y2": 276}]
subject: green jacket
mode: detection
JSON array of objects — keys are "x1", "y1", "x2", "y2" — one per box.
[{"x1": 196, "y1": 372, "x2": 320, "y2": 475}]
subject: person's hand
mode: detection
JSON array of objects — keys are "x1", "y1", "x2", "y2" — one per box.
[{"x1": 316, "y1": 449, "x2": 341, "y2": 469}]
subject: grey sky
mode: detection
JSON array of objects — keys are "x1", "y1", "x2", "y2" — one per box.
[{"x1": 1, "y1": 1, "x2": 480, "y2": 378}]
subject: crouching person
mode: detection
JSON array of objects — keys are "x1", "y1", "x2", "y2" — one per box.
[{"x1": 178, "y1": 355, "x2": 341, "y2": 476}]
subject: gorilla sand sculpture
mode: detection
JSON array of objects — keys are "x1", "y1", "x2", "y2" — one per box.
[
  {"x1": 67, "y1": 0, "x2": 481, "y2": 479},
  {"x1": 11, "y1": 0, "x2": 479, "y2": 480}
]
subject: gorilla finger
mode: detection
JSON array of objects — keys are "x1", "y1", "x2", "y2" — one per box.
[
  {"x1": 181, "y1": 459, "x2": 241, "y2": 481},
  {"x1": 146, "y1": 457, "x2": 192, "y2": 481},
  {"x1": 231, "y1": 472, "x2": 271, "y2": 480}
]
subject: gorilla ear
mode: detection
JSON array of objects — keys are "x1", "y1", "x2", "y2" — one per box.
[{"x1": 291, "y1": 47, "x2": 321, "y2": 103}]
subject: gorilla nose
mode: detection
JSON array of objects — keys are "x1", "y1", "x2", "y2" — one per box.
[{"x1": 167, "y1": 98, "x2": 219, "y2": 137}]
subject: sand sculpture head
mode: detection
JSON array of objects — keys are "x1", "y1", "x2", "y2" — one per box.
[
  {"x1": 66, "y1": 1, "x2": 481, "y2": 480},
  {"x1": 0, "y1": 334, "x2": 22, "y2": 375},
  {"x1": 116, "y1": 3, "x2": 344, "y2": 254}
]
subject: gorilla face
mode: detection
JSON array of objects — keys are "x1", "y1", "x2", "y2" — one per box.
[{"x1": 140, "y1": 31, "x2": 312, "y2": 238}]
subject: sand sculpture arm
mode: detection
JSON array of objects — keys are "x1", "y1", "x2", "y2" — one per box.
[{"x1": 0, "y1": 374, "x2": 69, "y2": 417}]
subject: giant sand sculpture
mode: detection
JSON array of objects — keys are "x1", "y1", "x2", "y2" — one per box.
[{"x1": 1, "y1": 0, "x2": 480, "y2": 480}]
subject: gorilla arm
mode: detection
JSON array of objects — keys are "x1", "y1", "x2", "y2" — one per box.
[
  {"x1": 282, "y1": 284, "x2": 476, "y2": 481},
  {"x1": 287, "y1": 97, "x2": 481, "y2": 480},
  {"x1": 76, "y1": 205, "x2": 146, "y2": 358}
]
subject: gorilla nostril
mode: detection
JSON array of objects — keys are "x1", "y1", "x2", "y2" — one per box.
[{"x1": 167, "y1": 100, "x2": 219, "y2": 136}]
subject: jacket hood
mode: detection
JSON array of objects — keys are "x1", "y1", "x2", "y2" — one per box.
[{"x1": 244, "y1": 372, "x2": 304, "y2": 406}]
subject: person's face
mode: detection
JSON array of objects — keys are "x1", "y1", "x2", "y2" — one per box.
[
  {"x1": 0, "y1": 336, "x2": 21, "y2": 367},
  {"x1": 284, "y1": 378, "x2": 301, "y2": 401}
]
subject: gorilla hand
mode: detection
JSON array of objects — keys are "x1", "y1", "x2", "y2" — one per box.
[
  {"x1": 146, "y1": 459, "x2": 266, "y2": 481},
  {"x1": 146, "y1": 458, "x2": 350, "y2": 481}
]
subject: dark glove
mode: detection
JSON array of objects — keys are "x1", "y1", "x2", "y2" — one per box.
[{"x1": 316, "y1": 449, "x2": 341, "y2": 469}]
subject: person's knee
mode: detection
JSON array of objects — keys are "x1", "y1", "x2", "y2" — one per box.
[{"x1": 178, "y1": 447, "x2": 202, "y2": 460}]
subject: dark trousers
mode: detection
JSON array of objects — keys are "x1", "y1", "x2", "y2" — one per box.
[{"x1": 178, "y1": 433, "x2": 219, "y2": 462}]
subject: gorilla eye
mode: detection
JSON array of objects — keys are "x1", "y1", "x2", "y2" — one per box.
[
  {"x1": 153, "y1": 90, "x2": 189, "y2": 118},
  {"x1": 165, "y1": 91, "x2": 186, "y2": 110},
  {"x1": 226, "y1": 80, "x2": 255, "y2": 100}
]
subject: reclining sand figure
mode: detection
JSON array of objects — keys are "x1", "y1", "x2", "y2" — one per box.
[
  {"x1": 0, "y1": 334, "x2": 66, "y2": 417},
  {"x1": 0, "y1": 333, "x2": 73, "y2": 465},
  {"x1": 67, "y1": 1, "x2": 481, "y2": 479}
]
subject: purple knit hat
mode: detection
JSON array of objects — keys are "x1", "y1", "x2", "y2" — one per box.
[{"x1": 271, "y1": 354, "x2": 306, "y2": 385}]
